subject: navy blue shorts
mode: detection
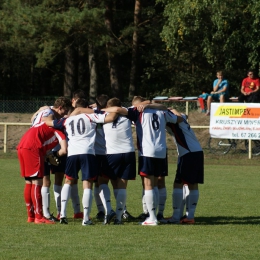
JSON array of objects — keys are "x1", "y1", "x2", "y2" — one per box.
[
  {"x1": 96, "y1": 154, "x2": 110, "y2": 178},
  {"x1": 138, "y1": 156, "x2": 167, "y2": 177},
  {"x1": 175, "y1": 151, "x2": 204, "y2": 184},
  {"x1": 106, "y1": 152, "x2": 136, "y2": 180},
  {"x1": 65, "y1": 154, "x2": 98, "y2": 181}
]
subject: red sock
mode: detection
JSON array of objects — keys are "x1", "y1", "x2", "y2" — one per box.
[
  {"x1": 198, "y1": 98, "x2": 205, "y2": 110},
  {"x1": 31, "y1": 184, "x2": 43, "y2": 219},
  {"x1": 24, "y1": 183, "x2": 35, "y2": 218}
]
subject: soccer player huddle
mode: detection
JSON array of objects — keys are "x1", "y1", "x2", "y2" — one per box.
[{"x1": 17, "y1": 90, "x2": 204, "y2": 226}]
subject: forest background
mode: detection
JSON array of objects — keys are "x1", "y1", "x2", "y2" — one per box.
[{"x1": 1, "y1": 0, "x2": 260, "y2": 103}]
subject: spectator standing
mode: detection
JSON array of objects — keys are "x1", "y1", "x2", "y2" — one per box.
[
  {"x1": 238, "y1": 69, "x2": 260, "y2": 103},
  {"x1": 206, "y1": 71, "x2": 229, "y2": 116}
]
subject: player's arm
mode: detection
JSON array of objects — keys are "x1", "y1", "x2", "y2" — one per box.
[
  {"x1": 57, "y1": 139, "x2": 67, "y2": 157},
  {"x1": 104, "y1": 112, "x2": 118, "y2": 123},
  {"x1": 41, "y1": 114, "x2": 55, "y2": 126},
  {"x1": 166, "y1": 109, "x2": 184, "y2": 123},
  {"x1": 137, "y1": 103, "x2": 168, "y2": 112},
  {"x1": 132, "y1": 100, "x2": 151, "y2": 107},
  {"x1": 30, "y1": 105, "x2": 50, "y2": 123},
  {"x1": 102, "y1": 106, "x2": 128, "y2": 115},
  {"x1": 69, "y1": 107, "x2": 94, "y2": 116}
]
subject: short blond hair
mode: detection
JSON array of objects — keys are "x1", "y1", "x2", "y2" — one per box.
[{"x1": 131, "y1": 96, "x2": 146, "y2": 106}]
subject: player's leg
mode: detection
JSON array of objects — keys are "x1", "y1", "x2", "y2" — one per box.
[
  {"x1": 168, "y1": 180, "x2": 183, "y2": 224},
  {"x1": 81, "y1": 154, "x2": 98, "y2": 226},
  {"x1": 41, "y1": 162, "x2": 52, "y2": 219},
  {"x1": 60, "y1": 155, "x2": 79, "y2": 224},
  {"x1": 179, "y1": 184, "x2": 190, "y2": 219},
  {"x1": 157, "y1": 176, "x2": 167, "y2": 220},
  {"x1": 141, "y1": 175, "x2": 158, "y2": 225},
  {"x1": 60, "y1": 177, "x2": 74, "y2": 224},
  {"x1": 53, "y1": 171, "x2": 63, "y2": 219},
  {"x1": 206, "y1": 95, "x2": 213, "y2": 115},
  {"x1": 114, "y1": 178, "x2": 127, "y2": 224},
  {"x1": 180, "y1": 183, "x2": 198, "y2": 224},
  {"x1": 82, "y1": 180, "x2": 94, "y2": 225},
  {"x1": 98, "y1": 176, "x2": 113, "y2": 218},
  {"x1": 93, "y1": 181, "x2": 105, "y2": 219},
  {"x1": 93, "y1": 155, "x2": 106, "y2": 219},
  {"x1": 18, "y1": 148, "x2": 54, "y2": 224},
  {"x1": 71, "y1": 179, "x2": 83, "y2": 219},
  {"x1": 179, "y1": 151, "x2": 204, "y2": 224},
  {"x1": 51, "y1": 155, "x2": 66, "y2": 220},
  {"x1": 118, "y1": 152, "x2": 136, "y2": 222},
  {"x1": 137, "y1": 173, "x2": 149, "y2": 220},
  {"x1": 24, "y1": 179, "x2": 35, "y2": 222}
]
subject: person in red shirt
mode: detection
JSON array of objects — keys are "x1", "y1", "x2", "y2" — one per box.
[
  {"x1": 238, "y1": 70, "x2": 260, "y2": 102},
  {"x1": 17, "y1": 122, "x2": 67, "y2": 224}
]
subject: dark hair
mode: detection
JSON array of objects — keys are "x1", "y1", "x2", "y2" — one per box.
[
  {"x1": 75, "y1": 98, "x2": 89, "y2": 108},
  {"x1": 72, "y1": 89, "x2": 86, "y2": 99},
  {"x1": 96, "y1": 94, "x2": 110, "y2": 109},
  {"x1": 247, "y1": 69, "x2": 255, "y2": 74}
]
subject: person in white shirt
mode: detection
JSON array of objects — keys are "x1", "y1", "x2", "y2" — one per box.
[
  {"x1": 101, "y1": 98, "x2": 136, "y2": 225},
  {"x1": 166, "y1": 109, "x2": 204, "y2": 224},
  {"x1": 103, "y1": 103, "x2": 183, "y2": 226},
  {"x1": 44, "y1": 98, "x2": 118, "y2": 225}
]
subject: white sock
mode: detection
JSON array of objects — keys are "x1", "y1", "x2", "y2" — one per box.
[
  {"x1": 82, "y1": 188, "x2": 93, "y2": 222},
  {"x1": 153, "y1": 186, "x2": 159, "y2": 214},
  {"x1": 41, "y1": 186, "x2": 50, "y2": 218},
  {"x1": 144, "y1": 190, "x2": 156, "y2": 221},
  {"x1": 184, "y1": 185, "x2": 190, "y2": 216},
  {"x1": 116, "y1": 189, "x2": 127, "y2": 221},
  {"x1": 187, "y1": 190, "x2": 199, "y2": 219},
  {"x1": 114, "y1": 189, "x2": 127, "y2": 213},
  {"x1": 94, "y1": 186, "x2": 104, "y2": 213},
  {"x1": 171, "y1": 188, "x2": 183, "y2": 221},
  {"x1": 142, "y1": 190, "x2": 148, "y2": 214},
  {"x1": 60, "y1": 184, "x2": 71, "y2": 218},
  {"x1": 99, "y1": 184, "x2": 112, "y2": 215},
  {"x1": 158, "y1": 187, "x2": 167, "y2": 215},
  {"x1": 179, "y1": 185, "x2": 186, "y2": 217},
  {"x1": 113, "y1": 188, "x2": 119, "y2": 200},
  {"x1": 53, "y1": 184, "x2": 62, "y2": 215},
  {"x1": 71, "y1": 184, "x2": 81, "y2": 214}
]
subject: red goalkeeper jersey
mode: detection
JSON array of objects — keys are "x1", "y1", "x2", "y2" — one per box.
[{"x1": 17, "y1": 122, "x2": 66, "y2": 154}]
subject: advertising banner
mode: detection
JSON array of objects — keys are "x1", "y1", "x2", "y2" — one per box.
[{"x1": 209, "y1": 103, "x2": 260, "y2": 139}]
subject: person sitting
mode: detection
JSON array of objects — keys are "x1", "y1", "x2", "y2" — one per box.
[
  {"x1": 206, "y1": 71, "x2": 229, "y2": 116},
  {"x1": 238, "y1": 69, "x2": 260, "y2": 103}
]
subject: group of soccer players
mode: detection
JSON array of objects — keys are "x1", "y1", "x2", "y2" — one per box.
[{"x1": 17, "y1": 90, "x2": 204, "y2": 226}]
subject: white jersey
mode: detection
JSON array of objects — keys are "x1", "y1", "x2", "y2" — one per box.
[
  {"x1": 93, "y1": 110, "x2": 106, "y2": 155},
  {"x1": 103, "y1": 115, "x2": 135, "y2": 154},
  {"x1": 54, "y1": 113, "x2": 106, "y2": 156},
  {"x1": 31, "y1": 107, "x2": 54, "y2": 126},
  {"x1": 166, "y1": 114, "x2": 202, "y2": 157},
  {"x1": 127, "y1": 108, "x2": 178, "y2": 158},
  {"x1": 31, "y1": 107, "x2": 61, "y2": 152}
]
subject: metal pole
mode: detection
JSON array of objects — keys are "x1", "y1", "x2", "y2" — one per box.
[{"x1": 4, "y1": 124, "x2": 7, "y2": 153}]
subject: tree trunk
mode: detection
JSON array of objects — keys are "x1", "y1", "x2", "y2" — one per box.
[
  {"x1": 104, "y1": 0, "x2": 122, "y2": 99},
  {"x1": 129, "y1": 0, "x2": 141, "y2": 100},
  {"x1": 78, "y1": 46, "x2": 88, "y2": 95},
  {"x1": 88, "y1": 42, "x2": 98, "y2": 103},
  {"x1": 63, "y1": 45, "x2": 78, "y2": 97}
]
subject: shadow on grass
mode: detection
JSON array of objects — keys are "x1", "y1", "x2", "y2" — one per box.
[
  {"x1": 60, "y1": 216, "x2": 260, "y2": 226},
  {"x1": 195, "y1": 216, "x2": 260, "y2": 225}
]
